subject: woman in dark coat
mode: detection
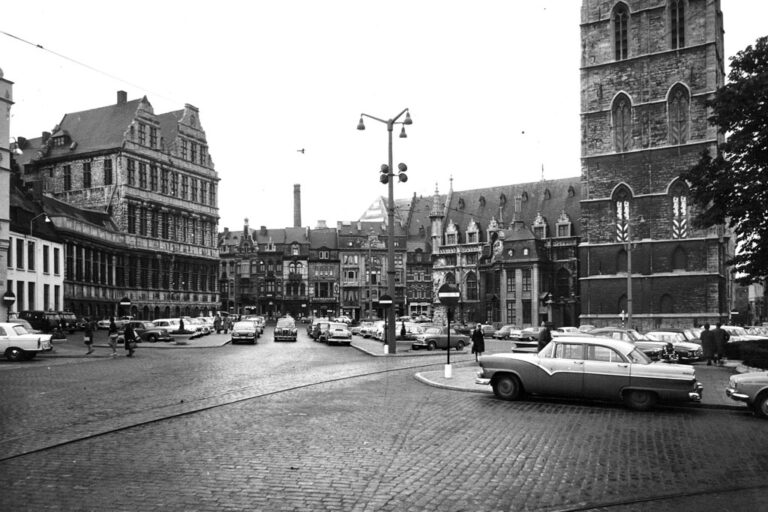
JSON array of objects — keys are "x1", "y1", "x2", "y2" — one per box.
[
  {"x1": 700, "y1": 323, "x2": 716, "y2": 365},
  {"x1": 471, "y1": 324, "x2": 485, "y2": 361}
]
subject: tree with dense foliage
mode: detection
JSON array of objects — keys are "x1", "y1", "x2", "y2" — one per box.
[{"x1": 683, "y1": 36, "x2": 768, "y2": 285}]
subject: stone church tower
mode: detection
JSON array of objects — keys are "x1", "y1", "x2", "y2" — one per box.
[{"x1": 579, "y1": 0, "x2": 733, "y2": 330}]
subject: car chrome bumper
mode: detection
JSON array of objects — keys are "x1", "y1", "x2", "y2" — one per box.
[
  {"x1": 475, "y1": 377, "x2": 491, "y2": 386},
  {"x1": 688, "y1": 383, "x2": 704, "y2": 401},
  {"x1": 725, "y1": 388, "x2": 750, "y2": 402}
]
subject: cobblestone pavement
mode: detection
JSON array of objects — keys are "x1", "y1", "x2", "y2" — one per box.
[{"x1": 1, "y1": 330, "x2": 766, "y2": 511}]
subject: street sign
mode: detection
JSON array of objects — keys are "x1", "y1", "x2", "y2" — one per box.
[
  {"x1": 379, "y1": 295, "x2": 393, "y2": 306},
  {"x1": 437, "y1": 284, "x2": 460, "y2": 306}
]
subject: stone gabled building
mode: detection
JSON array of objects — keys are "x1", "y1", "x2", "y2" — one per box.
[
  {"x1": 401, "y1": 177, "x2": 581, "y2": 327},
  {"x1": 13, "y1": 90, "x2": 220, "y2": 319}
]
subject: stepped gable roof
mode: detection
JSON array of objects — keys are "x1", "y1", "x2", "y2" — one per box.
[
  {"x1": 358, "y1": 197, "x2": 410, "y2": 226},
  {"x1": 309, "y1": 228, "x2": 338, "y2": 249}
]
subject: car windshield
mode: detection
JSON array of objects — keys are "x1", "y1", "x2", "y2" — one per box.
[
  {"x1": 626, "y1": 348, "x2": 652, "y2": 364},
  {"x1": 647, "y1": 332, "x2": 685, "y2": 343},
  {"x1": 233, "y1": 322, "x2": 254, "y2": 330},
  {"x1": 625, "y1": 329, "x2": 652, "y2": 341},
  {"x1": 277, "y1": 318, "x2": 295, "y2": 328},
  {"x1": 726, "y1": 326, "x2": 748, "y2": 336},
  {"x1": 330, "y1": 323, "x2": 346, "y2": 330},
  {"x1": 425, "y1": 328, "x2": 441, "y2": 335}
]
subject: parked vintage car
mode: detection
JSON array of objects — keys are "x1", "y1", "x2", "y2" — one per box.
[
  {"x1": 644, "y1": 330, "x2": 703, "y2": 362},
  {"x1": 0, "y1": 322, "x2": 53, "y2": 361},
  {"x1": 230, "y1": 321, "x2": 257, "y2": 344},
  {"x1": 493, "y1": 325, "x2": 522, "y2": 340},
  {"x1": 322, "y1": 322, "x2": 352, "y2": 345},
  {"x1": 588, "y1": 327, "x2": 666, "y2": 360},
  {"x1": 117, "y1": 321, "x2": 173, "y2": 343},
  {"x1": 412, "y1": 327, "x2": 471, "y2": 351},
  {"x1": 396, "y1": 322, "x2": 424, "y2": 341},
  {"x1": 476, "y1": 336, "x2": 703, "y2": 411},
  {"x1": 354, "y1": 320, "x2": 377, "y2": 337},
  {"x1": 97, "y1": 316, "x2": 134, "y2": 330},
  {"x1": 726, "y1": 371, "x2": 768, "y2": 418},
  {"x1": 274, "y1": 316, "x2": 298, "y2": 342}
]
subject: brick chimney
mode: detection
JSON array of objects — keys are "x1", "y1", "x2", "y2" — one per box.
[
  {"x1": 117, "y1": 90, "x2": 127, "y2": 105},
  {"x1": 293, "y1": 184, "x2": 301, "y2": 227}
]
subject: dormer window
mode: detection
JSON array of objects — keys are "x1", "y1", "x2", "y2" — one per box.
[
  {"x1": 556, "y1": 210, "x2": 572, "y2": 238},
  {"x1": 458, "y1": 198, "x2": 465, "y2": 210},
  {"x1": 52, "y1": 135, "x2": 69, "y2": 147},
  {"x1": 291, "y1": 243, "x2": 299, "y2": 256},
  {"x1": 532, "y1": 212, "x2": 547, "y2": 239}
]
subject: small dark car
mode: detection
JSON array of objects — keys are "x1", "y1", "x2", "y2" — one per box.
[{"x1": 118, "y1": 321, "x2": 172, "y2": 343}]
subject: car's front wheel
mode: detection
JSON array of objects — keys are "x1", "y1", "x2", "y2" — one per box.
[
  {"x1": 492, "y1": 374, "x2": 522, "y2": 400},
  {"x1": 753, "y1": 392, "x2": 768, "y2": 419},
  {"x1": 623, "y1": 389, "x2": 657, "y2": 411},
  {"x1": 427, "y1": 341, "x2": 437, "y2": 351},
  {"x1": 455, "y1": 341, "x2": 465, "y2": 351},
  {"x1": 147, "y1": 334, "x2": 158, "y2": 343}
]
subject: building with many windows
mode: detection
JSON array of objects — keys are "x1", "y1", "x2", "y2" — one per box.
[{"x1": 12, "y1": 91, "x2": 220, "y2": 319}]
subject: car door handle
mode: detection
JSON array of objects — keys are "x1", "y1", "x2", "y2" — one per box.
[
  {"x1": 618, "y1": 364, "x2": 629, "y2": 368},
  {"x1": 573, "y1": 361, "x2": 584, "y2": 365}
]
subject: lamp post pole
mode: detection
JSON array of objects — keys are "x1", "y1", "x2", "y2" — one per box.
[
  {"x1": 358, "y1": 108, "x2": 412, "y2": 355},
  {"x1": 626, "y1": 220, "x2": 633, "y2": 329}
]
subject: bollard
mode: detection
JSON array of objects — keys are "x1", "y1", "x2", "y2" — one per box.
[{"x1": 444, "y1": 364, "x2": 452, "y2": 379}]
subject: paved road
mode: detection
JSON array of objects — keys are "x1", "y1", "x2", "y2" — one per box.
[{"x1": 1, "y1": 328, "x2": 767, "y2": 511}]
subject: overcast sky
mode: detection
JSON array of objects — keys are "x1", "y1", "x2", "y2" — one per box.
[{"x1": 2, "y1": 1, "x2": 766, "y2": 231}]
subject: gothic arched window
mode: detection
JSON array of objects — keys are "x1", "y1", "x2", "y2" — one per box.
[
  {"x1": 613, "y1": 93, "x2": 632, "y2": 152},
  {"x1": 670, "y1": 181, "x2": 689, "y2": 239},
  {"x1": 613, "y1": 186, "x2": 632, "y2": 242},
  {"x1": 670, "y1": 0, "x2": 685, "y2": 49},
  {"x1": 668, "y1": 84, "x2": 690, "y2": 145},
  {"x1": 614, "y1": 3, "x2": 629, "y2": 60}
]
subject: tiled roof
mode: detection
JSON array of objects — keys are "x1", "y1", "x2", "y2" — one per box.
[{"x1": 406, "y1": 177, "x2": 581, "y2": 241}]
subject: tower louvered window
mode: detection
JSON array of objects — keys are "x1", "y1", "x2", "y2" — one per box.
[
  {"x1": 668, "y1": 85, "x2": 689, "y2": 145},
  {"x1": 671, "y1": 0, "x2": 685, "y2": 49},
  {"x1": 671, "y1": 185, "x2": 689, "y2": 239},
  {"x1": 615, "y1": 191, "x2": 630, "y2": 242},
  {"x1": 613, "y1": 94, "x2": 632, "y2": 152},
  {"x1": 614, "y1": 4, "x2": 629, "y2": 60}
]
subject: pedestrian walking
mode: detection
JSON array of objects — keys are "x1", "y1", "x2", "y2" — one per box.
[
  {"x1": 471, "y1": 324, "x2": 485, "y2": 362},
  {"x1": 124, "y1": 322, "x2": 137, "y2": 357},
  {"x1": 178, "y1": 318, "x2": 185, "y2": 333},
  {"x1": 84, "y1": 319, "x2": 94, "y2": 355},
  {"x1": 538, "y1": 322, "x2": 553, "y2": 352},
  {"x1": 400, "y1": 321, "x2": 407, "y2": 340},
  {"x1": 214, "y1": 314, "x2": 222, "y2": 334},
  {"x1": 713, "y1": 322, "x2": 731, "y2": 366},
  {"x1": 108, "y1": 317, "x2": 118, "y2": 356},
  {"x1": 700, "y1": 323, "x2": 716, "y2": 365},
  {"x1": 223, "y1": 315, "x2": 232, "y2": 334}
]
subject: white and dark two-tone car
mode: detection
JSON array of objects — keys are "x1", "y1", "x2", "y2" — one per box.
[
  {"x1": 476, "y1": 335, "x2": 703, "y2": 411},
  {"x1": 0, "y1": 322, "x2": 53, "y2": 361},
  {"x1": 726, "y1": 372, "x2": 768, "y2": 418}
]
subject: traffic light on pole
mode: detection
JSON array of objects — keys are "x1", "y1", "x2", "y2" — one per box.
[{"x1": 397, "y1": 162, "x2": 408, "y2": 183}]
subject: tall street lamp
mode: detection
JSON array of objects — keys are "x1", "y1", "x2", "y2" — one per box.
[
  {"x1": 625, "y1": 215, "x2": 645, "y2": 329},
  {"x1": 357, "y1": 108, "x2": 412, "y2": 354}
]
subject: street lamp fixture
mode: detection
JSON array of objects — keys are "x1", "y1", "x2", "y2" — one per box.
[
  {"x1": 357, "y1": 108, "x2": 412, "y2": 354},
  {"x1": 29, "y1": 212, "x2": 51, "y2": 236}
]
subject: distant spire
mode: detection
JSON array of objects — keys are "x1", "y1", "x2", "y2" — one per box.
[
  {"x1": 541, "y1": 163, "x2": 545, "y2": 181},
  {"x1": 449, "y1": 175, "x2": 454, "y2": 193}
]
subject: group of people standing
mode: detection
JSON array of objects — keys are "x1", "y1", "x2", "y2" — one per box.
[
  {"x1": 699, "y1": 322, "x2": 731, "y2": 366},
  {"x1": 83, "y1": 316, "x2": 135, "y2": 357},
  {"x1": 213, "y1": 314, "x2": 233, "y2": 334}
]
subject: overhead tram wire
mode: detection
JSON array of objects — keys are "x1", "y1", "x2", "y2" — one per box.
[{"x1": 0, "y1": 29, "x2": 178, "y2": 104}]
